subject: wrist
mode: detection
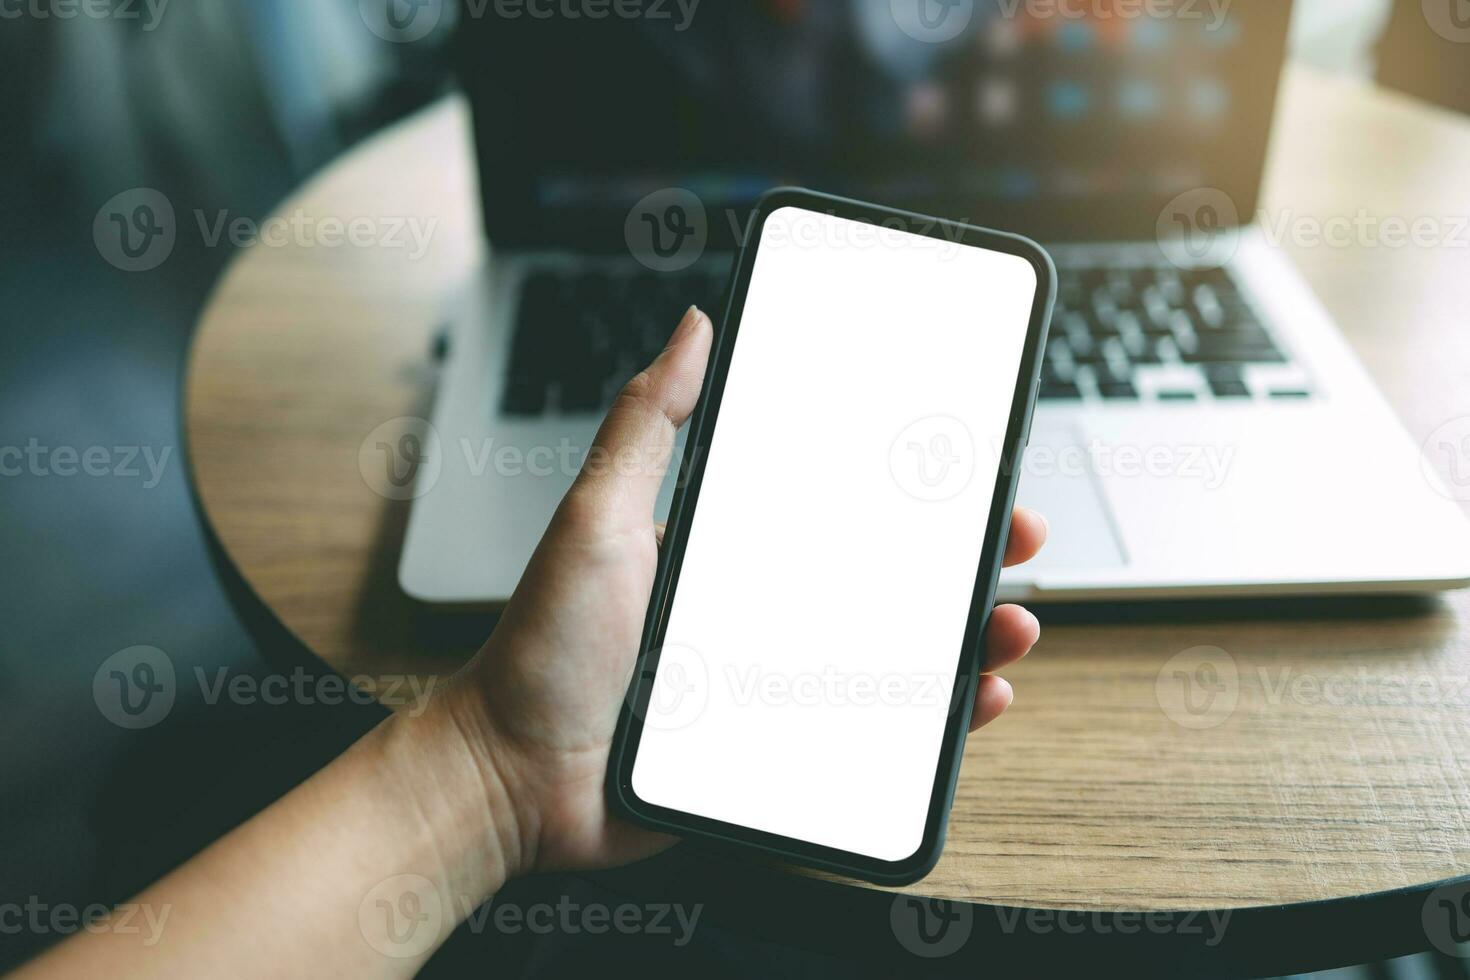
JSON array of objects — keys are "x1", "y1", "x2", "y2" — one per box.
[
  {"x1": 374, "y1": 680, "x2": 535, "y2": 904},
  {"x1": 435, "y1": 677, "x2": 543, "y2": 884}
]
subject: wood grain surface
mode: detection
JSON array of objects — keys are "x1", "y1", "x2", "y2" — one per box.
[{"x1": 184, "y1": 65, "x2": 1470, "y2": 910}]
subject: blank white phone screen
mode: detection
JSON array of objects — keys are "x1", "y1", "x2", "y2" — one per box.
[{"x1": 631, "y1": 206, "x2": 1038, "y2": 863}]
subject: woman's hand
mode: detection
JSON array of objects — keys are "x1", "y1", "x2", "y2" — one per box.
[
  {"x1": 13, "y1": 306, "x2": 1046, "y2": 980},
  {"x1": 444, "y1": 305, "x2": 1049, "y2": 878}
]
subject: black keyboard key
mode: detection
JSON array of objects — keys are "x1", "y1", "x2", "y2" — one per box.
[
  {"x1": 1201, "y1": 364, "x2": 1254, "y2": 398},
  {"x1": 1128, "y1": 345, "x2": 1164, "y2": 366},
  {"x1": 1120, "y1": 333, "x2": 1158, "y2": 363},
  {"x1": 503, "y1": 264, "x2": 723, "y2": 416},
  {"x1": 1270, "y1": 390, "x2": 1312, "y2": 400},
  {"x1": 1217, "y1": 321, "x2": 1272, "y2": 344},
  {"x1": 1157, "y1": 390, "x2": 1199, "y2": 401},
  {"x1": 1142, "y1": 312, "x2": 1177, "y2": 337},
  {"x1": 1179, "y1": 266, "x2": 1234, "y2": 289},
  {"x1": 1184, "y1": 334, "x2": 1286, "y2": 364},
  {"x1": 1098, "y1": 382, "x2": 1139, "y2": 400},
  {"x1": 1184, "y1": 347, "x2": 1286, "y2": 365},
  {"x1": 1084, "y1": 309, "x2": 1121, "y2": 337},
  {"x1": 1042, "y1": 359, "x2": 1074, "y2": 385}
]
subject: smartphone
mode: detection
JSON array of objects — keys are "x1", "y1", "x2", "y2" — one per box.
[{"x1": 608, "y1": 188, "x2": 1055, "y2": 885}]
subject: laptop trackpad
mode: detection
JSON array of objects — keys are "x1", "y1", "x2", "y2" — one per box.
[{"x1": 1004, "y1": 423, "x2": 1128, "y2": 577}]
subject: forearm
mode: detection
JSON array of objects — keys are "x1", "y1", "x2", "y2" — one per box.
[{"x1": 12, "y1": 684, "x2": 516, "y2": 980}]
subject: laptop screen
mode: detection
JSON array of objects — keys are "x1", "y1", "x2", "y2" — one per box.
[{"x1": 454, "y1": 0, "x2": 1292, "y2": 249}]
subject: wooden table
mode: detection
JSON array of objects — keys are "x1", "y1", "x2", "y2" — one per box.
[{"x1": 185, "y1": 65, "x2": 1470, "y2": 918}]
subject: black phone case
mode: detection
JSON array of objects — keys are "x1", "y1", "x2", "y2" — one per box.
[{"x1": 607, "y1": 187, "x2": 1056, "y2": 885}]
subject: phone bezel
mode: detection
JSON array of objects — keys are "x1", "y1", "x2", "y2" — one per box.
[{"x1": 607, "y1": 187, "x2": 1056, "y2": 886}]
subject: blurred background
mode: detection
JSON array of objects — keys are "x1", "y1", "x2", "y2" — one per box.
[{"x1": 1, "y1": 0, "x2": 1466, "y2": 975}]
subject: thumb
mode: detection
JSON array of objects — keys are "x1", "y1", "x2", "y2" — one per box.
[{"x1": 569, "y1": 305, "x2": 713, "y2": 525}]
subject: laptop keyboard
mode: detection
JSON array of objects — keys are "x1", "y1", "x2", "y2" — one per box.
[
  {"x1": 502, "y1": 262, "x2": 729, "y2": 416},
  {"x1": 501, "y1": 260, "x2": 1308, "y2": 416}
]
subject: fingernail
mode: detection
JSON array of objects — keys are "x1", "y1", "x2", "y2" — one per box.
[{"x1": 667, "y1": 305, "x2": 703, "y2": 348}]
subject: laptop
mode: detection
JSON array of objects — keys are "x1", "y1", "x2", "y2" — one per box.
[{"x1": 400, "y1": 0, "x2": 1470, "y2": 604}]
